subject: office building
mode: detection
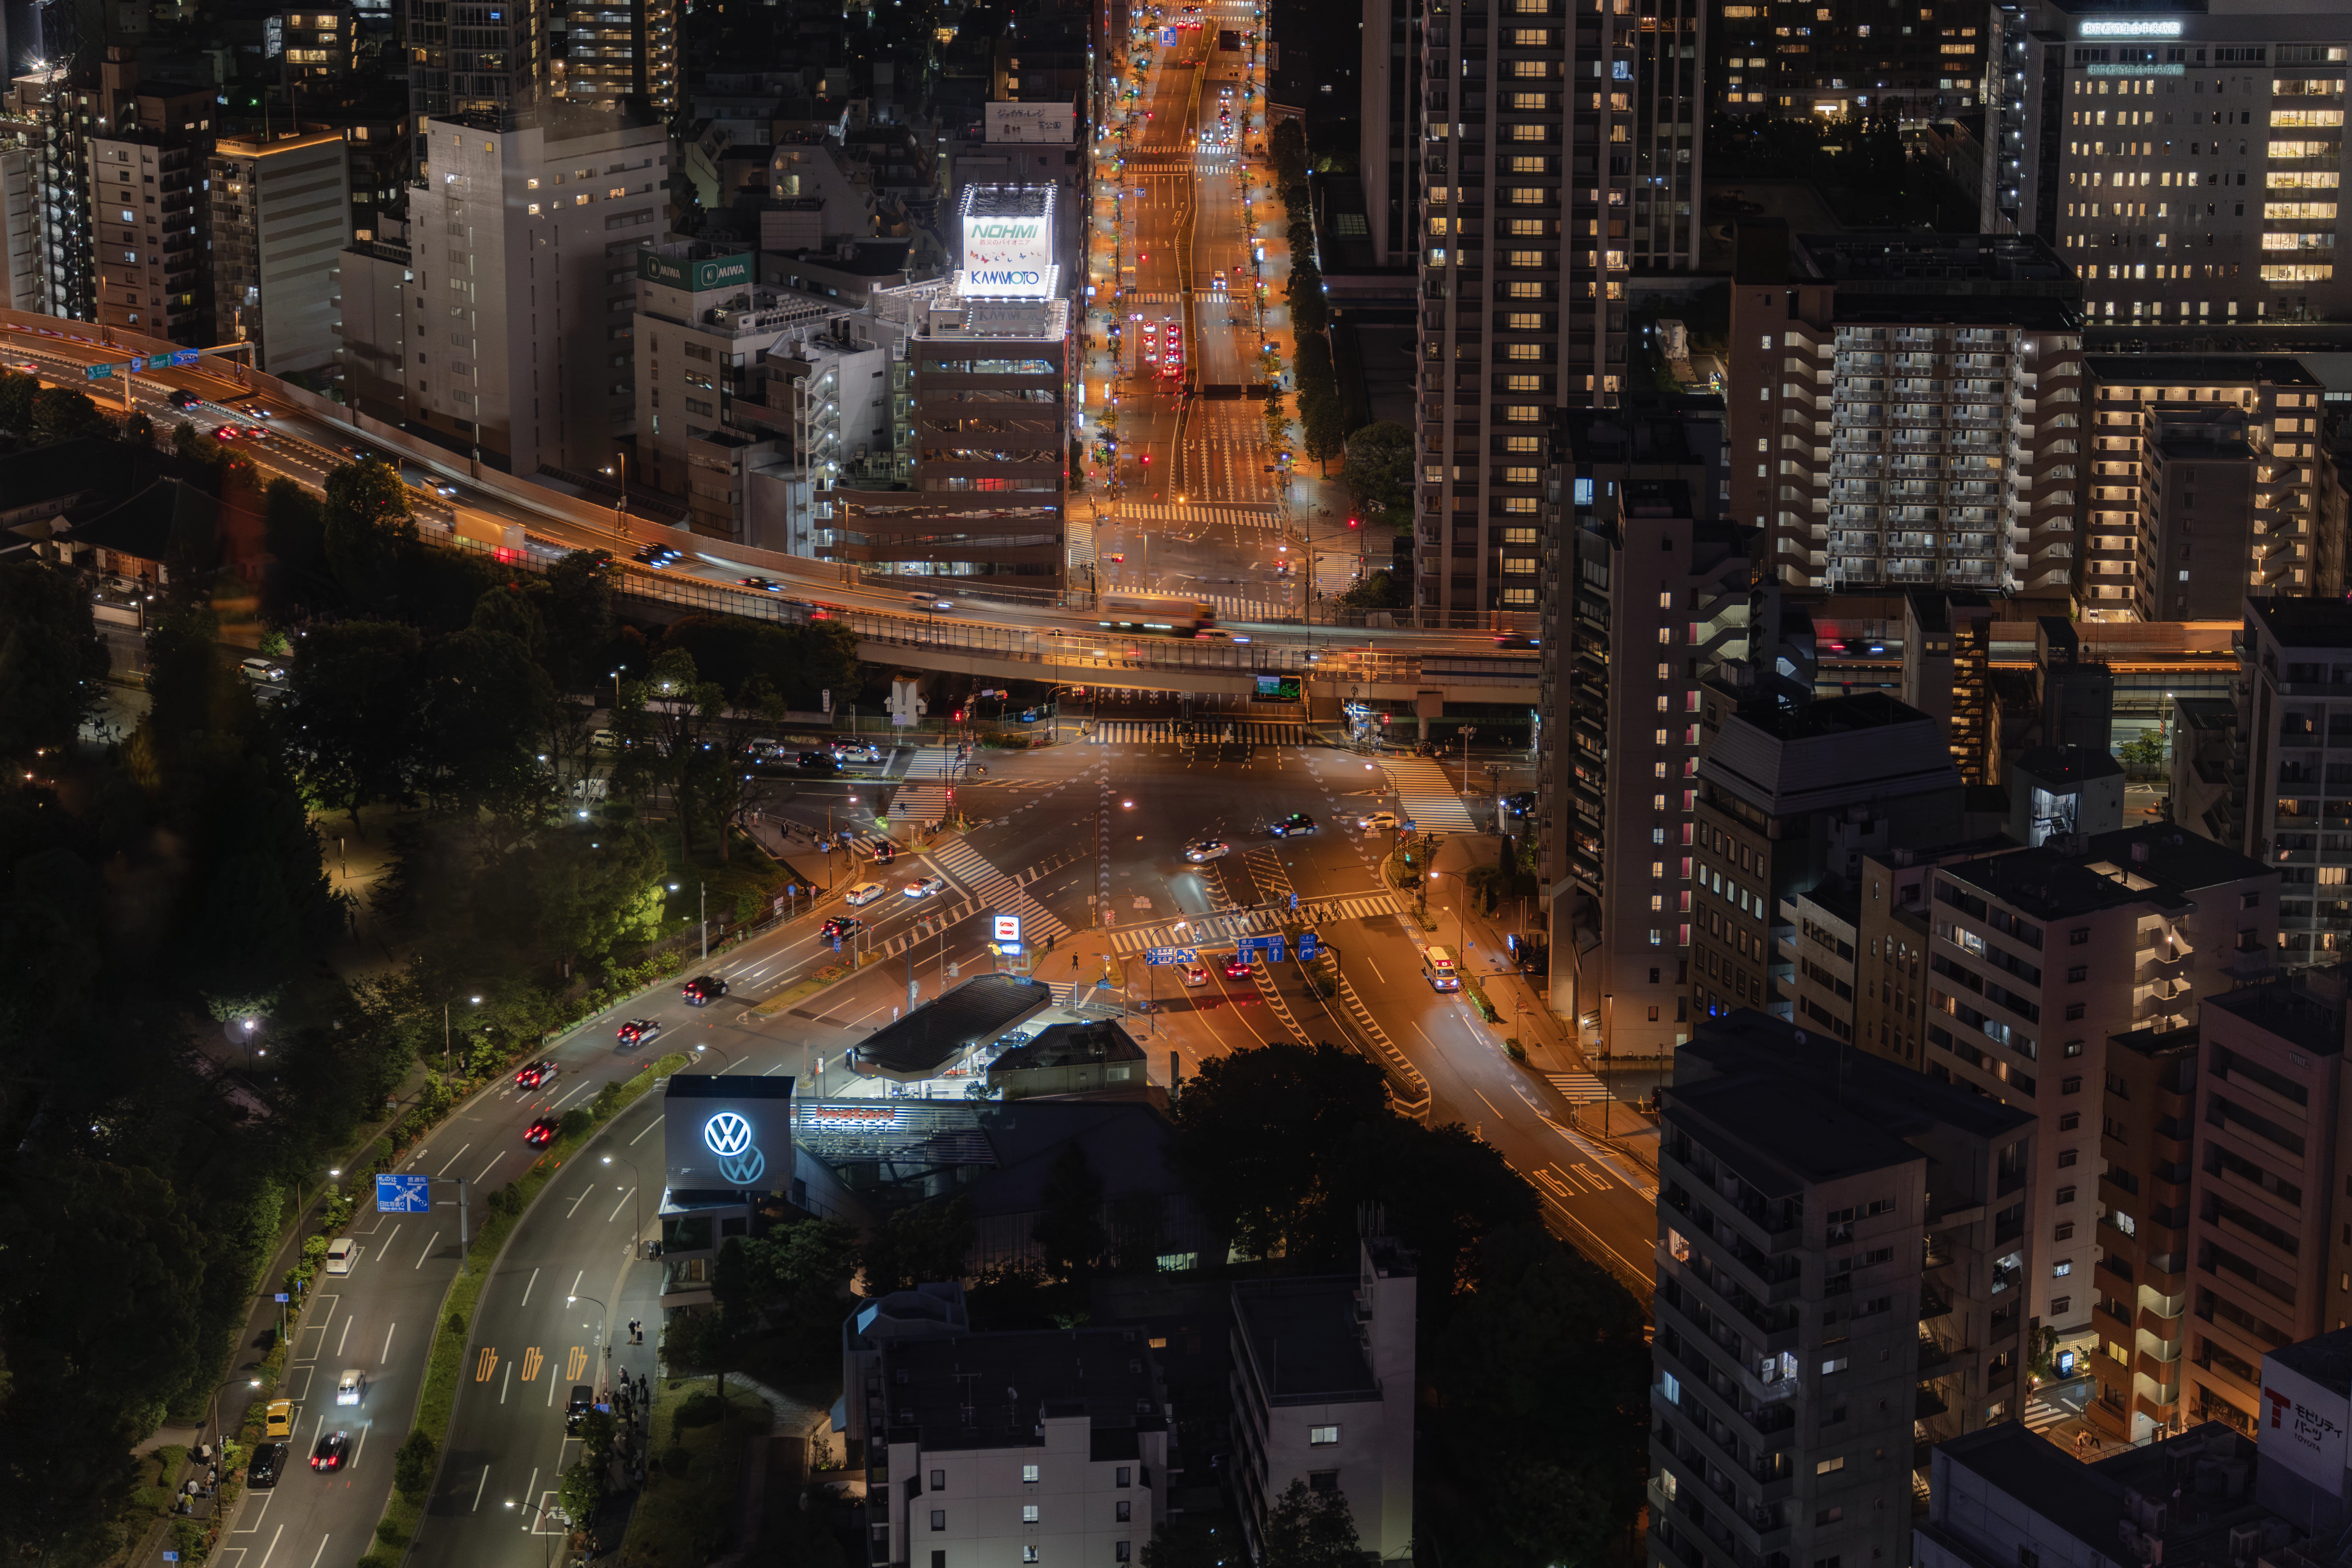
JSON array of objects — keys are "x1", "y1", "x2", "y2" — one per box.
[
  {"x1": 2009, "y1": 0, "x2": 2352, "y2": 328},
  {"x1": 356, "y1": 107, "x2": 668, "y2": 475},
  {"x1": 2088, "y1": 1017, "x2": 2198, "y2": 1446},
  {"x1": 1850, "y1": 839, "x2": 2022, "y2": 1071},
  {"x1": 2082, "y1": 356, "x2": 2325, "y2": 619},
  {"x1": 1410, "y1": 0, "x2": 1702, "y2": 619},
  {"x1": 1902, "y1": 589, "x2": 1995, "y2": 784},
  {"x1": 274, "y1": 5, "x2": 359, "y2": 83},
  {"x1": 2261, "y1": 1326, "x2": 2352, "y2": 1532},
  {"x1": 554, "y1": 0, "x2": 677, "y2": 113},
  {"x1": 0, "y1": 138, "x2": 47, "y2": 312},
  {"x1": 1358, "y1": 0, "x2": 1419, "y2": 267},
  {"x1": 1229, "y1": 1233, "x2": 1415, "y2": 1563},
  {"x1": 2207, "y1": 599, "x2": 2352, "y2": 967},
  {"x1": 1691, "y1": 689, "x2": 1966, "y2": 1028},
  {"x1": 1917, "y1": 1421, "x2": 2285, "y2": 1568},
  {"x1": 1540, "y1": 399, "x2": 1746, "y2": 1058},
  {"x1": 2185, "y1": 971, "x2": 2347, "y2": 1433},
  {"x1": 207, "y1": 128, "x2": 351, "y2": 376},
  {"x1": 1728, "y1": 226, "x2": 2085, "y2": 598},
  {"x1": 1708, "y1": 0, "x2": 1993, "y2": 124},
  {"x1": 1913, "y1": 826, "x2": 2277, "y2": 1367},
  {"x1": 862, "y1": 1328, "x2": 1170, "y2": 1568},
  {"x1": 87, "y1": 50, "x2": 214, "y2": 345},
  {"x1": 1651, "y1": 1012, "x2": 2037, "y2": 1568}
]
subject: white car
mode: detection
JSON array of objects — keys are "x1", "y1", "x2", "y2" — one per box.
[
  {"x1": 744, "y1": 736, "x2": 784, "y2": 759},
  {"x1": 240, "y1": 657, "x2": 286, "y2": 683},
  {"x1": 1183, "y1": 838, "x2": 1230, "y2": 862},
  {"x1": 832, "y1": 742, "x2": 885, "y2": 762},
  {"x1": 845, "y1": 881, "x2": 887, "y2": 907},
  {"x1": 325, "y1": 1238, "x2": 357, "y2": 1275},
  {"x1": 1358, "y1": 812, "x2": 1404, "y2": 832},
  {"x1": 903, "y1": 875, "x2": 948, "y2": 899},
  {"x1": 336, "y1": 1369, "x2": 366, "y2": 1406}
]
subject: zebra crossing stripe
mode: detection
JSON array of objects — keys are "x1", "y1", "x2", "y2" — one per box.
[
  {"x1": 1107, "y1": 891, "x2": 1402, "y2": 953},
  {"x1": 930, "y1": 838, "x2": 1071, "y2": 942},
  {"x1": 1547, "y1": 1072, "x2": 1612, "y2": 1104},
  {"x1": 893, "y1": 785, "x2": 950, "y2": 824},
  {"x1": 1379, "y1": 758, "x2": 1481, "y2": 833},
  {"x1": 1083, "y1": 721, "x2": 1303, "y2": 744}
]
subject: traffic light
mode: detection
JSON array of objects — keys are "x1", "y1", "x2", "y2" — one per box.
[
  {"x1": 953, "y1": 709, "x2": 965, "y2": 722},
  {"x1": 1346, "y1": 515, "x2": 1360, "y2": 528}
]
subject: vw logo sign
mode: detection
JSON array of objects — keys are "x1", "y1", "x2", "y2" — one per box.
[{"x1": 702, "y1": 1111, "x2": 767, "y2": 1187}]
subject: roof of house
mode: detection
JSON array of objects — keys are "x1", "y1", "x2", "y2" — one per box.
[
  {"x1": 851, "y1": 975, "x2": 1056, "y2": 1080},
  {"x1": 64, "y1": 477, "x2": 218, "y2": 569},
  {"x1": 0, "y1": 438, "x2": 129, "y2": 510},
  {"x1": 1936, "y1": 823, "x2": 2272, "y2": 920},
  {"x1": 877, "y1": 1327, "x2": 1164, "y2": 1452},
  {"x1": 1230, "y1": 1276, "x2": 1381, "y2": 1403}
]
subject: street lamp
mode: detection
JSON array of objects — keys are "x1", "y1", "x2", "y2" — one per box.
[
  {"x1": 504, "y1": 1495, "x2": 566, "y2": 1568},
  {"x1": 691, "y1": 1039, "x2": 738, "y2": 1073},
  {"x1": 602, "y1": 1154, "x2": 643, "y2": 1253},
  {"x1": 600, "y1": 454, "x2": 630, "y2": 539},
  {"x1": 207, "y1": 1376, "x2": 262, "y2": 1448},
  {"x1": 567, "y1": 1293, "x2": 611, "y2": 1395}
]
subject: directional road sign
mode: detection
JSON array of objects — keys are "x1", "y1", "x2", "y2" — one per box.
[
  {"x1": 170, "y1": 349, "x2": 200, "y2": 367},
  {"x1": 376, "y1": 1172, "x2": 432, "y2": 1213},
  {"x1": 1143, "y1": 947, "x2": 1199, "y2": 965},
  {"x1": 1236, "y1": 935, "x2": 1286, "y2": 964},
  {"x1": 1297, "y1": 932, "x2": 1319, "y2": 962}
]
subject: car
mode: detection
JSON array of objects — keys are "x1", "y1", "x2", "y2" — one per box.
[
  {"x1": 821, "y1": 916, "x2": 864, "y2": 940},
  {"x1": 210, "y1": 423, "x2": 246, "y2": 441},
  {"x1": 1183, "y1": 838, "x2": 1230, "y2": 862},
  {"x1": 1270, "y1": 813, "x2": 1317, "y2": 837},
  {"x1": 8, "y1": 360, "x2": 38, "y2": 375},
  {"x1": 1212, "y1": 270, "x2": 1227, "y2": 289},
  {"x1": 336, "y1": 1368, "x2": 366, "y2": 1406},
  {"x1": 1107, "y1": 552, "x2": 1126, "y2": 563},
  {"x1": 169, "y1": 387, "x2": 203, "y2": 410},
  {"x1": 263, "y1": 1399, "x2": 294, "y2": 1440},
  {"x1": 682, "y1": 975, "x2": 729, "y2": 1004},
  {"x1": 590, "y1": 728, "x2": 621, "y2": 750},
  {"x1": 1358, "y1": 811, "x2": 1402, "y2": 832},
  {"x1": 832, "y1": 741, "x2": 885, "y2": 762},
  {"x1": 738, "y1": 575, "x2": 783, "y2": 592},
  {"x1": 903, "y1": 875, "x2": 947, "y2": 898},
  {"x1": 341, "y1": 443, "x2": 372, "y2": 461},
  {"x1": 1505, "y1": 790, "x2": 1538, "y2": 816},
  {"x1": 797, "y1": 751, "x2": 842, "y2": 776},
  {"x1": 845, "y1": 881, "x2": 887, "y2": 907},
  {"x1": 566, "y1": 1385, "x2": 595, "y2": 1432},
  {"x1": 868, "y1": 841, "x2": 898, "y2": 865},
  {"x1": 310, "y1": 1431, "x2": 351, "y2": 1472},
  {"x1": 616, "y1": 1018, "x2": 661, "y2": 1045},
  {"x1": 1223, "y1": 956, "x2": 1252, "y2": 980},
  {"x1": 248, "y1": 1442, "x2": 288, "y2": 1489},
  {"x1": 240, "y1": 657, "x2": 285, "y2": 683},
  {"x1": 1493, "y1": 635, "x2": 1540, "y2": 650},
  {"x1": 631, "y1": 545, "x2": 683, "y2": 568},
  {"x1": 524, "y1": 1116, "x2": 559, "y2": 1147},
  {"x1": 1180, "y1": 964, "x2": 1210, "y2": 987},
  {"x1": 514, "y1": 1059, "x2": 559, "y2": 1089},
  {"x1": 325, "y1": 1237, "x2": 357, "y2": 1275},
  {"x1": 245, "y1": 406, "x2": 276, "y2": 419},
  {"x1": 428, "y1": 479, "x2": 458, "y2": 498}
]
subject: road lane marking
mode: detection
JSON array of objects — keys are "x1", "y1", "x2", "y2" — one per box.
[
  {"x1": 550, "y1": 1080, "x2": 594, "y2": 1110},
  {"x1": 381, "y1": 1323, "x2": 395, "y2": 1363},
  {"x1": 349, "y1": 1425, "x2": 368, "y2": 1471},
  {"x1": 435, "y1": 1143, "x2": 472, "y2": 1175},
  {"x1": 517, "y1": 1466, "x2": 537, "y2": 1518},
  {"x1": 379, "y1": 1223, "x2": 399, "y2": 1258},
  {"x1": 475, "y1": 1152, "x2": 505, "y2": 1183},
  {"x1": 568, "y1": 1269, "x2": 584, "y2": 1299},
  {"x1": 519, "y1": 1266, "x2": 539, "y2": 1306},
  {"x1": 501, "y1": 1357, "x2": 514, "y2": 1403},
  {"x1": 414, "y1": 1231, "x2": 441, "y2": 1269},
  {"x1": 473, "y1": 1465, "x2": 490, "y2": 1511},
  {"x1": 475, "y1": 1348, "x2": 498, "y2": 1381},
  {"x1": 336, "y1": 1315, "x2": 352, "y2": 1357},
  {"x1": 564, "y1": 1187, "x2": 592, "y2": 1218},
  {"x1": 521, "y1": 1347, "x2": 544, "y2": 1382},
  {"x1": 606, "y1": 1187, "x2": 634, "y2": 1223},
  {"x1": 629, "y1": 1115, "x2": 662, "y2": 1144},
  {"x1": 305, "y1": 1535, "x2": 330, "y2": 1568},
  {"x1": 546, "y1": 1368, "x2": 560, "y2": 1407},
  {"x1": 253, "y1": 1524, "x2": 284, "y2": 1568}
]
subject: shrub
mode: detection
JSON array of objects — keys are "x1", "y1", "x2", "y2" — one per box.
[
  {"x1": 393, "y1": 1428, "x2": 438, "y2": 1497},
  {"x1": 662, "y1": 1445, "x2": 693, "y2": 1478},
  {"x1": 558, "y1": 1106, "x2": 592, "y2": 1141},
  {"x1": 675, "y1": 1390, "x2": 725, "y2": 1434},
  {"x1": 374, "y1": 1517, "x2": 407, "y2": 1548}
]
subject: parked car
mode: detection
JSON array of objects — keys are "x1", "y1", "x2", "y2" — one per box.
[
  {"x1": 324, "y1": 1237, "x2": 357, "y2": 1275},
  {"x1": 264, "y1": 1400, "x2": 294, "y2": 1439},
  {"x1": 681, "y1": 975, "x2": 728, "y2": 1005},
  {"x1": 240, "y1": 657, "x2": 286, "y2": 683},
  {"x1": 566, "y1": 1386, "x2": 595, "y2": 1432},
  {"x1": 248, "y1": 1443, "x2": 287, "y2": 1489}
]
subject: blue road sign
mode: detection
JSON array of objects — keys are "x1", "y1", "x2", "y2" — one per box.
[
  {"x1": 1236, "y1": 935, "x2": 1286, "y2": 964},
  {"x1": 376, "y1": 1172, "x2": 431, "y2": 1213},
  {"x1": 164, "y1": 1555, "x2": 180, "y2": 1562},
  {"x1": 171, "y1": 349, "x2": 200, "y2": 367},
  {"x1": 1289, "y1": 891, "x2": 1299, "y2": 912},
  {"x1": 1297, "y1": 932, "x2": 1319, "y2": 962},
  {"x1": 1144, "y1": 947, "x2": 1198, "y2": 965},
  {"x1": 274, "y1": 1293, "x2": 289, "y2": 1303},
  {"x1": 1161, "y1": 27, "x2": 1176, "y2": 42}
]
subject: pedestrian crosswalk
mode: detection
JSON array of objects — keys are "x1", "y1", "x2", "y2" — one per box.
[
  {"x1": 1107, "y1": 890, "x2": 1402, "y2": 953},
  {"x1": 1203, "y1": 591, "x2": 1290, "y2": 622},
  {"x1": 901, "y1": 750, "x2": 962, "y2": 778},
  {"x1": 1067, "y1": 511, "x2": 1097, "y2": 568},
  {"x1": 1547, "y1": 1072, "x2": 1612, "y2": 1104},
  {"x1": 1084, "y1": 719, "x2": 1307, "y2": 744},
  {"x1": 1380, "y1": 757, "x2": 1481, "y2": 833},
  {"x1": 2025, "y1": 1397, "x2": 2069, "y2": 1433},
  {"x1": 929, "y1": 837, "x2": 1073, "y2": 944},
  {"x1": 1105, "y1": 501, "x2": 1285, "y2": 533},
  {"x1": 892, "y1": 785, "x2": 950, "y2": 824},
  {"x1": 1117, "y1": 290, "x2": 1190, "y2": 302}
]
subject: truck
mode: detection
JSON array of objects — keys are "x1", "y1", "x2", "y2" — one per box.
[{"x1": 454, "y1": 513, "x2": 526, "y2": 559}]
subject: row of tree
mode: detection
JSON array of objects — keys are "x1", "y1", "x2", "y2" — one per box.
[{"x1": 1267, "y1": 119, "x2": 1349, "y2": 473}]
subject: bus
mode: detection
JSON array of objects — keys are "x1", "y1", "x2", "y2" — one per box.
[{"x1": 1096, "y1": 593, "x2": 1216, "y2": 636}]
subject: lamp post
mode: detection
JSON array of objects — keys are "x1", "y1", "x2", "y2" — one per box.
[
  {"x1": 443, "y1": 995, "x2": 482, "y2": 1073},
  {"x1": 601, "y1": 1154, "x2": 643, "y2": 1253},
  {"x1": 207, "y1": 1376, "x2": 262, "y2": 1448},
  {"x1": 503, "y1": 1495, "x2": 565, "y2": 1568},
  {"x1": 600, "y1": 453, "x2": 629, "y2": 539},
  {"x1": 691, "y1": 1038, "x2": 737, "y2": 1073},
  {"x1": 567, "y1": 1292, "x2": 611, "y2": 1396}
]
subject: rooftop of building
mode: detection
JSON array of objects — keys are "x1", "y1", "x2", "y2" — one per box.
[
  {"x1": 1936, "y1": 823, "x2": 2270, "y2": 919},
  {"x1": 2109, "y1": 1019, "x2": 2200, "y2": 1063},
  {"x1": 2085, "y1": 354, "x2": 2321, "y2": 388},
  {"x1": 1700, "y1": 691, "x2": 1962, "y2": 815},
  {"x1": 2269, "y1": 1322, "x2": 2352, "y2": 1395},
  {"x1": 2154, "y1": 428, "x2": 2253, "y2": 461},
  {"x1": 2010, "y1": 744, "x2": 2126, "y2": 786},
  {"x1": 1795, "y1": 880, "x2": 1860, "y2": 928},
  {"x1": 1230, "y1": 1276, "x2": 1382, "y2": 1404},
  {"x1": 63, "y1": 477, "x2": 218, "y2": 568},
  {"x1": 2248, "y1": 595, "x2": 2352, "y2": 650},
  {"x1": 958, "y1": 182, "x2": 1054, "y2": 219},
  {"x1": 877, "y1": 1328, "x2": 1165, "y2": 1453},
  {"x1": 2202, "y1": 969, "x2": 2345, "y2": 1057},
  {"x1": 2172, "y1": 695, "x2": 2237, "y2": 731},
  {"x1": 850, "y1": 975, "x2": 1057, "y2": 1080},
  {"x1": 1738, "y1": 223, "x2": 2080, "y2": 324},
  {"x1": 213, "y1": 126, "x2": 348, "y2": 155},
  {"x1": 1547, "y1": 396, "x2": 1728, "y2": 471},
  {"x1": 989, "y1": 1019, "x2": 1145, "y2": 1074}
]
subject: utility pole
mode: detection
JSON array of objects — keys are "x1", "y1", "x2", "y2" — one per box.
[{"x1": 699, "y1": 882, "x2": 708, "y2": 962}]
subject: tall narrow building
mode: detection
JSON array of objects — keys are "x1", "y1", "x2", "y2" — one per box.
[{"x1": 1412, "y1": 0, "x2": 1701, "y2": 622}]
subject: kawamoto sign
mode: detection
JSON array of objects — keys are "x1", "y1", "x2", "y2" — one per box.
[
  {"x1": 961, "y1": 214, "x2": 1054, "y2": 298},
  {"x1": 639, "y1": 250, "x2": 754, "y2": 292}
]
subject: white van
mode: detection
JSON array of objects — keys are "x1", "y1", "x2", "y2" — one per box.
[
  {"x1": 1421, "y1": 947, "x2": 1461, "y2": 992},
  {"x1": 325, "y1": 1237, "x2": 358, "y2": 1274}
]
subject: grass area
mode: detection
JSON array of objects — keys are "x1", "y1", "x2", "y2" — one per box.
[
  {"x1": 614, "y1": 1380, "x2": 771, "y2": 1568},
  {"x1": 659, "y1": 824, "x2": 794, "y2": 932},
  {"x1": 358, "y1": 1051, "x2": 691, "y2": 1568}
]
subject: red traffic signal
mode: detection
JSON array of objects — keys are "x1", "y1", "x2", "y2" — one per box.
[
  {"x1": 1346, "y1": 515, "x2": 1360, "y2": 528},
  {"x1": 953, "y1": 709, "x2": 965, "y2": 722}
]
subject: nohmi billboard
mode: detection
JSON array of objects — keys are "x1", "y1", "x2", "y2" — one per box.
[{"x1": 958, "y1": 186, "x2": 1056, "y2": 299}]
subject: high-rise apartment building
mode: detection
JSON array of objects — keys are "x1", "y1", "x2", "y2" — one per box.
[
  {"x1": 1540, "y1": 399, "x2": 1744, "y2": 1058},
  {"x1": 1708, "y1": 0, "x2": 1992, "y2": 123},
  {"x1": 2087, "y1": 1017, "x2": 2198, "y2": 1446},
  {"x1": 1359, "y1": 0, "x2": 1421, "y2": 266},
  {"x1": 2009, "y1": 0, "x2": 2352, "y2": 328},
  {"x1": 1911, "y1": 826, "x2": 2277, "y2": 1370},
  {"x1": 2202, "y1": 598, "x2": 2352, "y2": 969},
  {"x1": 2185, "y1": 970, "x2": 2347, "y2": 1434},
  {"x1": 208, "y1": 128, "x2": 352, "y2": 375},
  {"x1": 553, "y1": 0, "x2": 677, "y2": 113},
  {"x1": 407, "y1": 0, "x2": 548, "y2": 140},
  {"x1": 2082, "y1": 356, "x2": 2325, "y2": 620},
  {"x1": 87, "y1": 50, "x2": 213, "y2": 345},
  {"x1": 1691, "y1": 689, "x2": 1966, "y2": 1028},
  {"x1": 1410, "y1": 0, "x2": 1701, "y2": 621},
  {"x1": 356, "y1": 107, "x2": 669, "y2": 474},
  {"x1": 1728, "y1": 226, "x2": 2085, "y2": 599},
  {"x1": 1901, "y1": 589, "x2": 1994, "y2": 783},
  {"x1": 1651, "y1": 1012, "x2": 2037, "y2": 1568}
]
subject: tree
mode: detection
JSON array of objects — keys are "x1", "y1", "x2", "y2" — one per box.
[
  {"x1": 1030, "y1": 1145, "x2": 1107, "y2": 1281},
  {"x1": 124, "y1": 409, "x2": 156, "y2": 446},
  {"x1": 735, "y1": 1217, "x2": 862, "y2": 1321},
  {"x1": 861, "y1": 1197, "x2": 976, "y2": 1295},
  {"x1": 1340, "y1": 422, "x2": 1414, "y2": 533},
  {"x1": 0, "y1": 558, "x2": 109, "y2": 762},
  {"x1": 281, "y1": 619, "x2": 426, "y2": 831},
  {"x1": 1140, "y1": 1517, "x2": 1231, "y2": 1568},
  {"x1": 497, "y1": 822, "x2": 667, "y2": 973},
  {"x1": 418, "y1": 625, "x2": 555, "y2": 815},
  {"x1": 391, "y1": 1428, "x2": 435, "y2": 1501},
  {"x1": 1262, "y1": 381, "x2": 1289, "y2": 451},
  {"x1": 0, "y1": 368, "x2": 35, "y2": 432},
  {"x1": 1261, "y1": 1480, "x2": 1360, "y2": 1568},
  {"x1": 321, "y1": 458, "x2": 418, "y2": 608},
  {"x1": 1334, "y1": 571, "x2": 1405, "y2": 611},
  {"x1": 30, "y1": 385, "x2": 113, "y2": 441},
  {"x1": 261, "y1": 476, "x2": 330, "y2": 619},
  {"x1": 1170, "y1": 1043, "x2": 1389, "y2": 1261},
  {"x1": 556, "y1": 1456, "x2": 602, "y2": 1532},
  {"x1": 176, "y1": 750, "x2": 341, "y2": 1005},
  {"x1": 536, "y1": 550, "x2": 618, "y2": 691},
  {"x1": 613, "y1": 647, "x2": 728, "y2": 857}
]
